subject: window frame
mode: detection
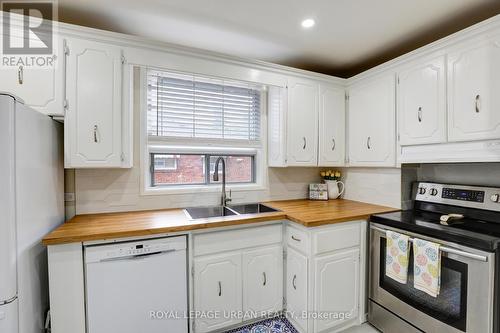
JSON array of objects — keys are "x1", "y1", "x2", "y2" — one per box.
[{"x1": 139, "y1": 67, "x2": 268, "y2": 196}]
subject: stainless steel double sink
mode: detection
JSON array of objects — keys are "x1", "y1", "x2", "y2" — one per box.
[{"x1": 184, "y1": 203, "x2": 280, "y2": 220}]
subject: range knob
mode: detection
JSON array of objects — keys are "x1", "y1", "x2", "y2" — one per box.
[
  {"x1": 491, "y1": 194, "x2": 500, "y2": 203},
  {"x1": 418, "y1": 187, "x2": 426, "y2": 195},
  {"x1": 430, "y1": 188, "x2": 439, "y2": 196}
]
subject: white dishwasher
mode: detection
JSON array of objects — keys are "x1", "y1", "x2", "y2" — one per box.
[{"x1": 84, "y1": 236, "x2": 188, "y2": 333}]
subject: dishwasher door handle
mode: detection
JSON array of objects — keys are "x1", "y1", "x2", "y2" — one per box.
[{"x1": 99, "y1": 249, "x2": 176, "y2": 263}]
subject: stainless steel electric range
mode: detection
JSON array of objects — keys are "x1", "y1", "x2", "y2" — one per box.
[{"x1": 369, "y1": 182, "x2": 500, "y2": 333}]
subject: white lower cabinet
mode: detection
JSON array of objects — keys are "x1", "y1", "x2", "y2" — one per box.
[
  {"x1": 243, "y1": 246, "x2": 283, "y2": 314},
  {"x1": 193, "y1": 252, "x2": 242, "y2": 333},
  {"x1": 286, "y1": 248, "x2": 309, "y2": 332},
  {"x1": 313, "y1": 249, "x2": 360, "y2": 333},
  {"x1": 286, "y1": 221, "x2": 365, "y2": 333},
  {"x1": 192, "y1": 224, "x2": 283, "y2": 332}
]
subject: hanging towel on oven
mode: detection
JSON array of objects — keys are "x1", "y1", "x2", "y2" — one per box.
[
  {"x1": 385, "y1": 230, "x2": 410, "y2": 284},
  {"x1": 413, "y1": 238, "x2": 441, "y2": 297}
]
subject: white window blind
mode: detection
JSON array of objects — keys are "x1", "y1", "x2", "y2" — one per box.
[{"x1": 147, "y1": 70, "x2": 261, "y2": 142}]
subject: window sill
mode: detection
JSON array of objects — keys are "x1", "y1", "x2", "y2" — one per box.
[{"x1": 141, "y1": 183, "x2": 267, "y2": 196}]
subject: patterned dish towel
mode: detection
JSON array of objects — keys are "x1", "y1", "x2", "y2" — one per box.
[
  {"x1": 413, "y1": 238, "x2": 441, "y2": 297},
  {"x1": 385, "y1": 230, "x2": 410, "y2": 284}
]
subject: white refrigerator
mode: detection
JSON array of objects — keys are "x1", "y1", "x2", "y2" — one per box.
[{"x1": 0, "y1": 93, "x2": 64, "y2": 333}]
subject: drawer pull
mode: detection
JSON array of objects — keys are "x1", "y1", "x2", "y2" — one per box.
[
  {"x1": 417, "y1": 106, "x2": 422, "y2": 122},
  {"x1": 475, "y1": 94, "x2": 481, "y2": 113},
  {"x1": 263, "y1": 272, "x2": 267, "y2": 286},
  {"x1": 218, "y1": 281, "x2": 222, "y2": 297},
  {"x1": 292, "y1": 274, "x2": 297, "y2": 290},
  {"x1": 291, "y1": 235, "x2": 301, "y2": 242},
  {"x1": 367, "y1": 136, "x2": 372, "y2": 150},
  {"x1": 331, "y1": 138, "x2": 336, "y2": 151},
  {"x1": 302, "y1": 137, "x2": 307, "y2": 150}
]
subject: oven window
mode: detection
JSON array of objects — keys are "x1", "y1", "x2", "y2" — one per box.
[{"x1": 379, "y1": 238, "x2": 468, "y2": 331}]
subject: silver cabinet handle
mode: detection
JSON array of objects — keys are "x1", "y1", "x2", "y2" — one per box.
[
  {"x1": 331, "y1": 138, "x2": 336, "y2": 151},
  {"x1": 418, "y1": 106, "x2": 423, "y2": 122},
  {"x1": 302, "y1": 137, "x2": 307, "y2": 150},
  {"x1": 475, "y1": 94, "x2": 481, "y2": 113},
  {"x1": 93, "y1": 125, "x2": 99, "y2": 143},
  {"x1": 292, "y1": 274, "x2": 297, "y2": 290},
  {"x1": 367, "y1": 136, "x2": 371, "y2": 150},
  {"x1": 291, "y1": 235, "x2": 301, "y2": 242},
  {"x1": 18, "y1": 66, "x2": 23, "y2": 85},
  {"x1": 218, "y1": 281, "x2": 222, "y2": 297},
  {"x1": 263, "y1": 272, "x2": 267, "y2": 286}
]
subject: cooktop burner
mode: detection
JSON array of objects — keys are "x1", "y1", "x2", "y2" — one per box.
[{"x1": 371, "y1": 182, "x2": 500, "y2": 252}]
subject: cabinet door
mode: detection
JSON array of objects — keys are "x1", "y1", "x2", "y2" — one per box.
[
  {"x1": 398, "y1": 56, "x2": 446, "y2": 146},
  {"x1": 313, "y1": 249, "x2": 360, "y2": 333},
  {"x1": 287, "y1": 77, "x2": 319, "y2": 166},
  {"x1": 194, "y1": 252, "x2": 242, "y2": 333},
  {"x1": 64, "y1": 38, "x2": 123, "y2": 168},
  {"x1": 242, "y1": 246, "x2": 283, "y2": 315},
  {"x1": 286, "y1": 247, "x2": 308, "y2": 332},
  {"x1": 319, "y1": 84, "x2": 345, "y2": 166},
  {"x1": 0, "y1": 32, "x2": 64, "y2": 116},
  {"x1": 348, "y1": 74, "x2": 396, "y2": 166},
  {"x1": 448, "y1": 36, "x2": 500, "y2": 142}
]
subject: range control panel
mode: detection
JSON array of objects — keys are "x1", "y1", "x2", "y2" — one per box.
[{"x1": 416, "y1": 182, "x2": 500, "y2": 212}]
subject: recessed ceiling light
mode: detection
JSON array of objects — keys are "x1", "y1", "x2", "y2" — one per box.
[{"x1": 301, "y1": 18, "x2": 315, "y2": 29}]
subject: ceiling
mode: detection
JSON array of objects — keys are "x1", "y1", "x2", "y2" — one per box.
[{"x1": 57, "y1": 0, "x2": 500, "y2": 78}]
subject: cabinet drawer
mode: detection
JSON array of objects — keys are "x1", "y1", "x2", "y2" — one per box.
[
  {"x1": 194, "y1": 224, "x2": 282, "y2": 256},
  {"x1": 286, "y1": 225, "x2": 309, "y2": 254},
  {"x1": 312, "y1": 222, "x2": 360, "y2": 255}
]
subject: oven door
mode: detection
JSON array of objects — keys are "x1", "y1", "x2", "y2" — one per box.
[{"x1": 369, "y1": 223, "x2": 495, "y2": 333}]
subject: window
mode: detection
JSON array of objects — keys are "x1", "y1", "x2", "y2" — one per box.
[
  {"x1": 151, "y1": 154, "x2": 255, "y2": 187},
  {"x1": 153, "y1": 154, "x2": 178, "y2": 170},
  {"x1": 145, "y1": 69, "x2": 264, "y2": 189}
]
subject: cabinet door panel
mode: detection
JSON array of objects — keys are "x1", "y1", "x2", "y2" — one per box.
[
  {"x1": 448, "y1": 37, "x2": 500, "y2": 142},
  {"x1": 65, "y1": 38, "x2": 122, "y2": 167},
  {"x1": 0, "y1": 32, "x2": 64, "y2": 116},
  {"x1": 398, "y1": 56, "x2": 446, "y2": 145},
  {"x1": 194, "y1": 252, "x2": 242, "y2": 333},
  {"x1": 287, "y1": 78, "x2": 319, "y2": 166},
  {"x1": 314, "y1": 249, "x2": 360, "y2": 333},
  {"x1": 286, "y1": 247, "x2": 308, "y2": 332},
  {"x1": 242, "y1": 246, "x2": 283, "y2": 314},
  {"x1": 348, "y1": 75, "x2": 396, "y2": 166},
  {"x1": 319, "y1": 84, "x2": 345, "y2": 166}
]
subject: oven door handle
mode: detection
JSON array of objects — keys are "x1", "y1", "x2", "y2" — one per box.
[{"x1": 370, "y1": 225, "x2": 488, "y2": 262}]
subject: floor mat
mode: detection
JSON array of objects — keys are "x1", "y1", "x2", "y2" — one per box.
[{"x1": 225, "y1": 316, "x2": 298, "y2": 333}]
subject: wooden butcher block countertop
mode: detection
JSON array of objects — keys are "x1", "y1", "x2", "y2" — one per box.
[{"x1": 42, "y1": 199, "x2": 397, "y2": 245}]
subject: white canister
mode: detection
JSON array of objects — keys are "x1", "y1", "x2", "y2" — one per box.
[{"x1": 325, "y1": 180, "x2": 345, "y2": 199}]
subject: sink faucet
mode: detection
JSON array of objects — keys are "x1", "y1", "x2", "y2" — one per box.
[{"x1": 213, "y1": 157, "x2": 231, "y2": 206}]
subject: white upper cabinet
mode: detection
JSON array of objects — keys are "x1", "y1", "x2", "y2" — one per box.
[
  {"x1": 398, "y1": 55, "x2": 447, "y2": 146},
  {"x1": 448, "y1": 35, "x2": 500, "y2": 142},
  {"x1": 64, "y1": 38, "x2": 125, "y2": 168},
  {"x1": 286, "y1": 77, "x2": 319, "y2": 166},
  {"x1": 0, "y1": 31, "x2": 64, "y2": 117},
  {"x1": 318, "y1": 83, "x2": 345, "y2": 166},
  {"x1": 348, "y1": 74, "x2": 396, "y2": 167}
]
